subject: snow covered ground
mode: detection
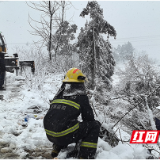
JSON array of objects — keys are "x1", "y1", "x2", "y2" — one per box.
[{"x1": 0, "y1": 72, "x2": 151, "y2": 159}]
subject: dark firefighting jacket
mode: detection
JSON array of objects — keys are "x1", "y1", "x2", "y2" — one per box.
[
  {"x1": 155, "y1": 117, "x2": 160, "y2": 130},
  {"x1": 43, "y1": 83, "x2": 94, "y2": 139}
]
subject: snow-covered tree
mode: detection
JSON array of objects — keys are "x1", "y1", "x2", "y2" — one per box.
[
  {"x1": 51, "y1": 21, "x2": 77, "y2": 57},
  {"x1": 28, "y1": 1, "x2": 74, "y2": 61},
  {"x1": 113, "y1": 54, "x2": 160, "y2": 131},
  {"x1": 117, "y1": 54, "x2": 160, "y2": 98},
  {"x1": 77, "y1": 1, "x2": 116, "y2": 91},
  {"x1": 47, "y1": 21, "x2": 78, "y2": 71},
  {"x1": 112, "y1": 42, "x2": 135, "y2": 63}
]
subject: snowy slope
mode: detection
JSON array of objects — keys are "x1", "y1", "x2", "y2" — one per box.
[{"x1": 0, "y1": 72, "x2": 150, "y2": 159}]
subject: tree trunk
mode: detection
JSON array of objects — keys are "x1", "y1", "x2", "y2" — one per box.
[
  {"x1": 49, "y1": 1, "x2": 52, "y2": 60},
  {"x1": 91, "y1": 28, "x2": 96, "y2": 89},
  {"x1": 55, "y1": 1, "x2": 65, "y2": 61}
]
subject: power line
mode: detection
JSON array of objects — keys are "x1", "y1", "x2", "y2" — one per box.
[
  {"x1": 111, "y1": 35, "x2": 160, "y2": 40},
  {"x1": 111, "y1": 39, "x2": 160, "y2": 44}
]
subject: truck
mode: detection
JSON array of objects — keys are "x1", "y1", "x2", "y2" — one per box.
[
  {"x1": 0, "y1": 32, "x2": 19, "y2": 72},
  {"x1": 0, "y1": 32, "x2": 35, "y2": 90}
]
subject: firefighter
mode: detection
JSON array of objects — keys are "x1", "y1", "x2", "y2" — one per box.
[
  {"x1": 43, "y1": 68, "x2": 100, "y2": 159},
  {"x1": 0, "y1": 52, "x2": 5, "y2": 90},
  {"x1": 153, "y1": 107, "x2": 160, "y2": 130}
]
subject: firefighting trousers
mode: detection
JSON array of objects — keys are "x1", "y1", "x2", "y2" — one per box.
[
  {"x1": 46, "y1": 120, "x2": 101, "y2": 159},
  {"x1": 0, "y1": 72, "x2": 5, "y2": 87}
]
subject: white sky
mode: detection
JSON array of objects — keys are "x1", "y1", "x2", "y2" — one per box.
[{"x1": 0, "y1": 1, "x2": 160, "y2": 61}]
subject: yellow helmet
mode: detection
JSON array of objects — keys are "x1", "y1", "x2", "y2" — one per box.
[{"x1": 63, "y1": 68, "x2": 86, "y2": 83}]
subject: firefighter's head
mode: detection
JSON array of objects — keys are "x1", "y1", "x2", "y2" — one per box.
[{"x1": 63, "y1": 68, "x2": 86, "y2": 83}]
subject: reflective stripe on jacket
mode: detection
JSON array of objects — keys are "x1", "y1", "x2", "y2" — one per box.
[
  {"x1": 51, "y1": 99, "x2": 80, "y2": 110},
  {"x1": 80, "y1": 141, "x2": 97, "y2": 148},
  {"x1": 45, "y1": 123, "x2": 79, "y2": 137}
]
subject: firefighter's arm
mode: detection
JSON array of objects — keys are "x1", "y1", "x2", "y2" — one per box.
[{"x1": 80, "y1": 95, "x2": 95, "y2": 121}]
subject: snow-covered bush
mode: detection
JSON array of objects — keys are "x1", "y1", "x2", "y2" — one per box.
[{"x1": 110, "y1": 54, "x2": 160, "y2": 133}]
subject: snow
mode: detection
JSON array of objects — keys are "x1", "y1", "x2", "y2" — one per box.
[
  {"x1": 97, "y1": 141, "x2": 149, "y2": 159},
  {"x1": 156, "y1": 106, "x2": 160, "y2": 110},
  {"x1": 0, "y1": 72, "x2": 150, "y2": 159}
]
